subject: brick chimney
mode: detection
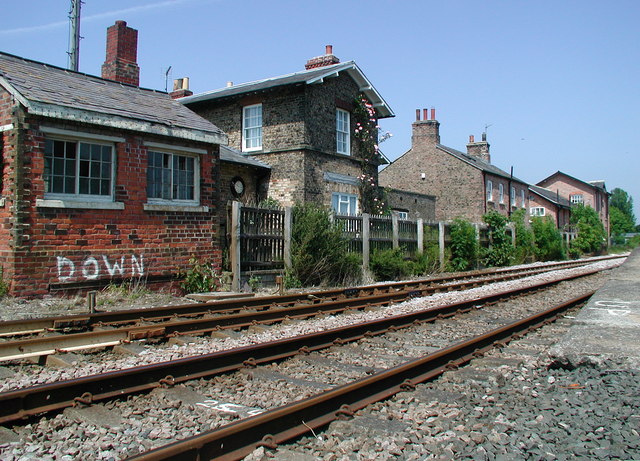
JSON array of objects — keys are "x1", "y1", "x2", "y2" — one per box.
[
  {"x1": 466, "y1": 132, "x2": 491, "y2": 163},
  {"x1": 305, "y1": 45, "x2": 340, "y2": 70},
  {"x1": 411, "y1": 107, "x2": 440, "y2": 147},
  {"x1": 170, "y1": 78, "x2": 193, "y2": 99},
  {"x1": 101, "y1": 20, "x2": 140, "y2": 86}
]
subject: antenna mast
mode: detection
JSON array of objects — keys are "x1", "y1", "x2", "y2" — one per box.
[{"x1": 68, "y1": 0, "x2": 82, "y2": 71}]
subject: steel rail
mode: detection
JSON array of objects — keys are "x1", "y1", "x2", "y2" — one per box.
[
  {"x1": 0, "y1": 256, "x2": 619, "y2": 338},
  {"x1": 0, "y1": 273, "x2": 595, "y2": 425},
  {"x1": 128, "y1": 292, "x2": 594, "y2": 461},
  {"x1": 0, "y1": 264, "x2": 605, "y2": 362}
]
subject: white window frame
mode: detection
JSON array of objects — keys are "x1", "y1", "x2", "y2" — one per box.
[
  {"x1": 242, "y1": 104, "x2": 262, "y2": 152},
  {"x1": 499, "y1": 183, "x2": 504, "y2": 204},
  {"x1": 146, "y1": 147, "x2": 200, "y2": 207},
  {"x1": 43, "y1": 135, "x2": 116, "y2": 203},
  {"x1": 521, "y1": 189, "x2": 526, "y2": 208},
  {"x1": 397, "y1": 211, "x2": 409, "y2": 220},
  {"x1": 570, "y1": 194, "x2": 584, "y2": 205},
  {"x1": 486, "y1": 180, "x2": 493, "y2": 202},
  {"x1": 336, "y1": 109, "x2": 350, "y2": 155},
  {"x1": 511, "y1": 186, "x2": 516, "y2": 207},
  {"x1": 530, "y1": 207, "x2": 546, "y2": 217},
  {"x1": 332, "y1": 192, "x2": 358, "y2": 216}
]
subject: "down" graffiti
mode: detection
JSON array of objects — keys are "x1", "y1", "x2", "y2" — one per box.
[{"x1": 56, "y1": 255, "x2": 145, "y2": 282}]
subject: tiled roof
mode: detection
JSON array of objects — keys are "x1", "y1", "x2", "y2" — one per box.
[
  {"x1": 220, "y1": 145, "x2": 270, "y2": 169},
  {"x1": 180, "y1": 61, "x2": 394, "y2": 119},
  {"x1": 436, "y1": 144, "x2": 528, "y2": 184},
  {"x1": 529, "y1": 185, "x2": 572, "y2": 208},
  {"x1": 0, "y1": 51, "x2": 226, "y2": 145}
]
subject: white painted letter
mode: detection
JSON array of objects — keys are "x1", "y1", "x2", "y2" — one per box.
[
  {"x1": 82, "y1": 257, "x2": 100, "y2": 280},
  {"x1": 131, "y1": 254, "x2": 145, "y2": 276},
  {"x1": 57, "y1": 257, "x2": 75, "y2": 282},
  {"x1": 103, "y1": 255, "x2": 126, "y2": 277}
]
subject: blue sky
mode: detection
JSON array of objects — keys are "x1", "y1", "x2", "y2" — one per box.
[{"x1": 2, "y1": 0, "x2": 639, "y2": 219}]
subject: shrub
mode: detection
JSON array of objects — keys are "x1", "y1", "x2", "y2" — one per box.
[
  {"x1": 449, "y1": 218, "x2": 478, "y2": 271},
  {"x1": 180, "y1": 258, "x2": 218, "y2": 294},
  {"x1": 510, "y1": 209, "x2": 535, "y2": 264},
  {"x1": 411, "y1": 244, "x2": 440, "y2": 276},
  {"x1": 481, "y1": 211, "x2": 514, "y2": 267},
  {"x1": 370, "y1": 248, "x2": 411, "y2": 281},
  {"x1": 570, "y1": 204, "x2": 607, "y2": 255},
  {"x1": 290, "y1": 203, "x2": 362, "y2": 286},
  {"x1": 531, "y1": 216, "x2": 566, "y2": 261}
]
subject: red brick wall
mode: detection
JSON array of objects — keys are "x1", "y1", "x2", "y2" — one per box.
[{"x1": 2, "y1": 113, "x2": 221, "y2": 297}]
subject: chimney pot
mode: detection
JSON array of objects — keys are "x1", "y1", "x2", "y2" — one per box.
[
  {"x1": 431, "y1": 108, "x2": 436, "y2": 120},
  {"x1": 469, "y1": 135, "x2": 475, "y2": 143},
  {"x1": 326, "y1": 45, "x2": 333, "y2": 55},
  {"x1": 169, "y1": 77, "x2": 193, "y2": 99},
  {"x1": 482, "y1": 132, "x2": 487, "y2": 142},
  {"x1": 423, "y1": 108, "x2": 428, "y2": 121},
  {"x1": 416, "y1": 109, "x2": 421, "y2": 121},
  {"x1": 226, "y1": 81, "x2": 233, "y2": 87},
  {"x1": 305, "y1": 46, "x2": 340, "y2": 70}
]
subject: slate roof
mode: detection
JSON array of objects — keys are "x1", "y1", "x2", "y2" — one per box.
[
  {"x1": 220, "y1": 145, "x2": 270, "y2": 169},
  {"x1": 538, "y1": 171, "x2": 609, "y2": 194},
  {"x1": 180, "y1": 61, "x2": 394, "y2": 119},
  {"x1": 436, "y1": 144, "x2": 528, "y2": 184},
  {"x1": 529, "y1": 185, "x2": 572, "y2": 208},
  {"x1": 0, "y1": 51, "x2": 227, "y2": 145}
]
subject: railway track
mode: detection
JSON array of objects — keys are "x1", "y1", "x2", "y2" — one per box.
[
  {"x1": 0, "y1": 262, "x2": 613, "y2": 460},
  {"x1": 0, "y1": 256, "x2": 623, "y2": 363}
]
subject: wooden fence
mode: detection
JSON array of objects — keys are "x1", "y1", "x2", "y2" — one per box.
[{"x1": 228, "y1": 202, "x2": 519, "y2": 291}]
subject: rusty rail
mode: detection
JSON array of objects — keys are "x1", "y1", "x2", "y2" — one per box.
[
  {"x1": 0, "y1": 274, "x2": 595, "y2": 425},
  {"x1": 0, "y1": 263, "x2": 609, "y2": 362},
  {"x1": 128, "y1": 292, "x2": 594, "y2": 460}
]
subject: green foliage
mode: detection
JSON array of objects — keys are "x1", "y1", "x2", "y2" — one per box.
[
  {"x1": 510, "y1": 209, "x2": 535, "y2": 264},
  {"x1": 448, "y1": 218, "x2": 478, "y2": 271},
  {"x1": 283, "y1": 270, "x2": 302, "y2": 289},
  {"x1": 370, "y1": 248, "x2": 411, "y2": 281},
  {"x1": 531, "y1": 216, "x2": 566, "y2": 261},
  {"x1": 290, "y1": 203, "x2": 362, "y2": 286},
  {"x1": 610, "y1": 188, "x2": 636, "y2": 225},
  {"x1": 570, "y1": 204, "x2": 607, "y2": 255},
  {"x1": 247, "y1": 275, "x2": 261, "y2": 291},
  {"x1": 180, "y1": 258, "x2": 218, "y2": 294},
  {"x1": 0, "y1": 268, "x2": 8, "y2": 298},
  {"x1": 610, "y1": 206, "x2": 635, "y2": 237},
  {"x1": 481, "y1": 211, "x2": 515, "y2": 267},
  {"x1": 411, "y1": 244, "x2": 441, "y2": 276},
  {"x1": 258, "y1": 197, "x2": 281, "y2": 209}
]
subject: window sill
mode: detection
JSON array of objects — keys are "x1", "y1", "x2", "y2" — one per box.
[
  {"x1": 36, "y1": 199, "x2": 124, "y2": 210},
  {"x1": 144, "y1": 203, "x2": 209, "y2": 213}
]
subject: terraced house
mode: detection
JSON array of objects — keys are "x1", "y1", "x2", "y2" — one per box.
[
  {"x1": 174, "y1": 46, "x2": 395, "y2": 217},
  {"x1": 0, "y1": 21, "x2": 227, "y2": 297}
]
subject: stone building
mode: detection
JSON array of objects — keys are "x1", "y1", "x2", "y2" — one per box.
[
  {"x1": 0, "y1": 21, "x2": 226, "y2": 296},
  {"x1": 528, "y1": 185, "x2": 572, "y2": 229},
  {"x1": 380, "y1": 109, "x2": 529, "y2": 223},
  {"x1": 175, "y1": 46, "x2": 394, "y2": 216},
  {"x1": 537, "y1": 171, "x2": 610, "y2": 238}
]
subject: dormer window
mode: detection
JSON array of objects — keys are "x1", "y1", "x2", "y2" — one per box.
[
  {"x1": 242, "y1": 104, "x2": 262, "y2": 152},
  {"x1": 336, "y1": 109, "x2": 350, "y2": 155}
]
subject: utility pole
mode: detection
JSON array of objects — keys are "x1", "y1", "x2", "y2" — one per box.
[{"x1": 68, "y1": 0, "x2": 82, "y2": 71}]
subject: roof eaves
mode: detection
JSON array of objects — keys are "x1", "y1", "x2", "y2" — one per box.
[
  {"x1": 0, "y1": 74, "x2": 31, "y2": 109},
  {"x1": 28, "y1": 102, "x2": 228, "y2": 145}
]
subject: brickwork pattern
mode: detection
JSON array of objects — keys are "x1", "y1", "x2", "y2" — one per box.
[
  {"x1": 101, "y1": 20, "x2": 140, "y2": 86},
  {"x1": 385, "y1": 189, "x2": 436, "y2": 221},
  {"x1": 1, "y1": 112, "x2": 221, "y2": 297}
]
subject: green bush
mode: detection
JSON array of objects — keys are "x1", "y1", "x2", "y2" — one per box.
[
  {"x1": 370, "y1": 248, "x2": 411, "y2": 281},
  {"x1": 481, "y1": 211, "x2": 515, "y2": 267},
  {"x1": 570, "y1": 204, "x2": 607, "y2": 255},
  {"x1": 510, "y1": 209, "x2": 535, "y2": 264},
  {"x1": 411, "y1": 244, "x2": 440, "y2": 276},
  {"x1": 180, "y1": 258, "x2": 218, "y2": 294},
  {"x1": 290, "y1": 203, "x2": 362, "y2": 286},
  {"x1": 531, "y1": 216, "x2": 566, "y2": 261},
  {"x1": 449, "y1": 218, "x2": 478, "y2": 271}
]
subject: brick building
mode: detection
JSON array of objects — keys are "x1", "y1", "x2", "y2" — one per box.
[
  {"x1": 0, "y1": 21, "x2": 227, "y2": 297},
  {"x1": 537, "y1": 171, "x2": 610, "y2": 238},
  {"x1": 175, "y1": 46, "x2": 394, "y2": 216},
  {"x1": 528, "y1": 185, "x2": 572, "y2": 228},
  {"x1": 380, "y1": 109, "x2": 529, "y2": 223}
]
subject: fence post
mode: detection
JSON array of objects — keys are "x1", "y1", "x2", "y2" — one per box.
[
  {"x1": 509, "y1": 223, "x2": 516, "y2": 246},
  {"x1": 392, "y1": 214, "x2": 399, "y2": 249},
  {"x1": 438, "y1": 221, "x2": 445, "y2": 270},
  {"x1": 284, "y1": 206, "x2": 292, "y2": 270},
  {"x1": 362, "y1": 213, "x2": 370, "y2": 274},
  {"x1": 230, "y1": 201, "x2": 241, "y2": 292},
  {"x1": 417, "y1": 218, "x2": 424, "y2": 253}
]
